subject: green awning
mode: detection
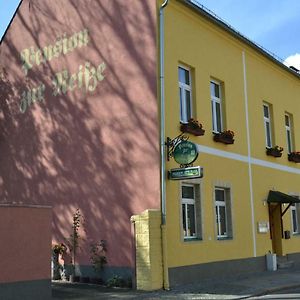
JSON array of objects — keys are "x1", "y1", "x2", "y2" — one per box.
[{"x1": 267, "y1": 190, "x2": 300, "y2": 204}]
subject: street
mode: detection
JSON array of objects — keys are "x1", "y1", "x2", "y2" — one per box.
[{"x1": 248, "y1": 287, "x2": 300, "y2": 299}]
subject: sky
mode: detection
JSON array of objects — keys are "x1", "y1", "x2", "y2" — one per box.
[
  {"x1": 193, "y1": 0, "x2": 300, "y2": 68},
  {"x1": 0, "y1": 0, "x2": 300, "y2": 68},
  {"x1": 0, "y1": 0, "x2": 21, "y2": 42}
]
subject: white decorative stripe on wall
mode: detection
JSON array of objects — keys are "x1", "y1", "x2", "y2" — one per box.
[
  {"x1": 196, "y1": 144, "x2": 300, "y2": 175},
  {"x1": 196, "y1": 144, "x2": 247, "y2": 162}
]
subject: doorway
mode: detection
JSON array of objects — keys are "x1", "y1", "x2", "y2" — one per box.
[{"x1": 268, "y1": 203, "x2": 283, "y2": 256}]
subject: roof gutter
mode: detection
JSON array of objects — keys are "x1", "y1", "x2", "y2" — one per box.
[{"x1": 181, "y1": 0, "x2": 300, "y2": 79}]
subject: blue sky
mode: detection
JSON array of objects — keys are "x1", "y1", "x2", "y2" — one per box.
[
  {"x1": 1, "y1": 0, "x2": 300, "y2": 66},
  {"x1": 0, "y1": 0, "x2": 21, "y2": 42},
  {"x1": 196, "y1": 0, "x2": 300, "y2": 63}
]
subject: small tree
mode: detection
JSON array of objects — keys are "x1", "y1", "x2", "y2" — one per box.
[
  {"x1": 90, "y1": 240, "x2": 107, "y2": 276},
  {"x1": 65, "y1": 208, "x2": 83, "y2": 276}
]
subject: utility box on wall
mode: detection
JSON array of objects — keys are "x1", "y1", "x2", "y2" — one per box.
[{"x1": 284, "y1": 230, "x2": 291, "y2": 239}]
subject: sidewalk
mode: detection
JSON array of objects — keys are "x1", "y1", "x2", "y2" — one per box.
[{"x1": 52, "y1": 268, "x2": 300, "y2": 299}]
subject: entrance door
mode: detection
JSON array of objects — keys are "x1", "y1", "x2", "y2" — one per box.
[{"x1": 269, "y1": 203, "x2": 283, "y2": 256}]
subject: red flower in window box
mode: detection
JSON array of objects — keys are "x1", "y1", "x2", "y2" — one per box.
[
  {"x1": 213, "y1": 130, "x2": 235, "y2": 144},
  {"x1": 266, "y1": 146, "x2": 283, "y2": 158},
  {"x1": 288, "y1": 151, "x2": 300, "y2": 163},
  {"x1": 52, "y1": 243, "x2": 67, "y2": 255},
  {"x1": 180, "y1": 118, "x2": 205, "y2": 136}
]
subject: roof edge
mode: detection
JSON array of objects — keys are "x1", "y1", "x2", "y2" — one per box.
[
  {"x1": 179, "y1": 0, "x2": 300, "y2": 80},
  {"x1": 0, "y1": 0, "x2": 24, "y2": 46}
]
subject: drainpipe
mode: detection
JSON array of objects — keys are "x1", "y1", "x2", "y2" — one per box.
[{"x1": 160, "y1": 0, "x2": 169, "y2": 290}]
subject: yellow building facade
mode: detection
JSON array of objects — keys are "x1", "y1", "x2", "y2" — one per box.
[{"x1": 139, "y1": 0, "x2": 300, "y2": 288}]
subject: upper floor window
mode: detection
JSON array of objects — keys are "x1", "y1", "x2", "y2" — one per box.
[
  {"x1": 285, "y1": 113, "x2": 293, "y2": 153},
  {"x1": 211, "y1": 80, "x2": 223, "y2": 133},
  {"x1": 215, "y1": 187, "x2": 232, "y2": 239},
  {"x1": 263, "y1": 103, "x2": 272, "y2": 148},
  {"x1": 178, "y1": 66, "x2": 192, "y2": 123},
  {"x1": 181, "y1": 183, "x2": 202, "y2": 240}
]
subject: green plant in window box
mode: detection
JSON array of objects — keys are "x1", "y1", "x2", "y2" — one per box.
[
  {"x1": 213, "y1": 130, "x2": 235, "y2": 144},
  {"x1": 266, "y1": 145, "x2": 283, "y2": 157},
  {"x1": 288, "y1": 151, "x2": 300, "y2": 163},
  {"x1": 180, "y1": 118, "x2": 205, "y2": 136}
]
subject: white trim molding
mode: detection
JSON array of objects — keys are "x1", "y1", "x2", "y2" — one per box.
[{"x1": 196, "y1": 144, "x2": 300, "y2": 176}]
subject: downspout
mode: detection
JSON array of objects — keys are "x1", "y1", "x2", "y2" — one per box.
[{"x1": 160, "y1": 0, "x2": 169, "y2": 290}]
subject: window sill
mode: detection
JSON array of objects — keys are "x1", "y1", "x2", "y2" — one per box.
[
  {"x1": 288, "y1": 153, "x2": 300, "y2": 163},
  {"x1": 217, "y1": 236, "x2": 233, "y2": 241},
  {"x1": 292, "y1": 233, "x2": 300, "y2": 236},
  {"x1": 180, "y1": 122, "x2": 205, "y2": 136},
  {"x1": 213, "y1": 132, "x2": 234, "y2": 145},
  {"x1": 183, "y1": 237, "x2": 202, "y2": 242},
  {"x1": 266, "y1": 147, "x2": 283, "y2": 158}
]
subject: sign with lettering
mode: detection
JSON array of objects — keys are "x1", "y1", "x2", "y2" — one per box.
[
  {"x1": 257, "y1": 221, "x2": 269, "y2": 233},
  {"x1": 168, "y1": 166, "x2": 203, "y2": 180},
  {"x1": 173, "y1": 141, "x2": 198, "y2": 165},
  {"x1": 18, "y1": 28, "x2": 107, "y2": 114},
  {"x1": 20, "y1": 29, "x2": 89, "y2": 75}
]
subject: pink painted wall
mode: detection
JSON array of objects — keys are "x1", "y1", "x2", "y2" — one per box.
[
  {"x1": 0, "y1": 205, "x2": 51, "y2": 283},
  {"x1": 0, "y1": 0, "x2": 159, "y2": 270}
]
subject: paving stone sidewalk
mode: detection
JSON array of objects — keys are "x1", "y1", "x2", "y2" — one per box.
[{"x1": 52, "y1": 268, "x2": 300, "y2": 300}]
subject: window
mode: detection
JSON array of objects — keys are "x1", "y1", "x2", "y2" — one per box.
[
  {"x1": 215, "y1": 187, "x2": 232, "y2": 239},
  {"x1": 211, "y1": 80, "x2": 223, "y2": 133},
  {"x1": 291, "y1": 198, "x2": 300, "y2": 235},
  {"x1": 178, "y1": 66, "x2": 192, "y2": 123},
  {"x1": 285, "y1": 114, "x2": 293, "y2": 153},
  {"x1": 263, "y1": 103, "x2": 272, "y2": 148},
  {"x1": 181, "y1": 184, "x2": 201, "y2": 240}
]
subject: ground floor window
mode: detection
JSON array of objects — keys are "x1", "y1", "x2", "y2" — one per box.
[
  {"x1": 181, "y1": 183, "x2": 201, "y2": 240},
  {"x1": 291, "y1": 203, "x2": 300, "y2": 234},
  {"x1": 215, "y1": 187, "x2": 232, "y2": 239}
]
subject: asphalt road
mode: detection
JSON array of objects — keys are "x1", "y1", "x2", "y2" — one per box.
[{"x1": 248, "y1": 287, "x2": 300, "y2": 299}]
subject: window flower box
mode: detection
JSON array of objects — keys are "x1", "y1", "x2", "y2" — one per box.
[
  {"x1": 266, "y1": 146, "x2": 283, "y2": 158},
  {"x1": 180, "y1": 118, "x2": 205, "y2": 136},
  {"x1": 213, "y1": 130, "x2": 234, "y2": 145},
  {"x1": 288, "y1": 151, "x2": 300, "y2": 163}
]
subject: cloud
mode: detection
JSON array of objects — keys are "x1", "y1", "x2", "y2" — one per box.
[{"x1": 284, "y1": 53, "x2": 300, "y2": 70}]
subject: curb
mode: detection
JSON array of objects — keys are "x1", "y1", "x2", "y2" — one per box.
[{"x1": 239, "y1": 283, "x2": 300, "y2": 299}]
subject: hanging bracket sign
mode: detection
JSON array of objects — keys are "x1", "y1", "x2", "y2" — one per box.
[
  {"x1": 169, "y1": 166, "x2": 203, "y2": 180},
  {"x1": 173, "y1": 140, "x2": 198, "y2": 166}
]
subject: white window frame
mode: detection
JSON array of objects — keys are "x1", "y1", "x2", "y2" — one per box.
[
  {"x1": 214, "y1": 187, "x2": 233, "y2": 239},
  {"x1": 263, "y1": 103, "x2": 272, "y2": 148},
  {"x1": 285, "y1": 113, "x2": 293, "y2": 153},
  {"x1": 215, "y1": 187, "x2": 227, "y2": 238},
  {"x1": 291, "y1": 203, "x2": 299, "y2": 234},
  {"x1": 290, "y1": 194, "x2": 300, "y2": 235},
  {"x1": 178, "y1": 66, "x2": 192, "y2": 123},
  {"x1": 211, "y1": 80, "x2": 223, "y2": 133},
  {"x1": 181, "y1": 183, "x2": 202, "y2": 240}
]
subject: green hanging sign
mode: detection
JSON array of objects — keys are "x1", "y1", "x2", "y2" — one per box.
[{"x1": 173, "y1": 141, "x2": 198, "y2": 165}]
